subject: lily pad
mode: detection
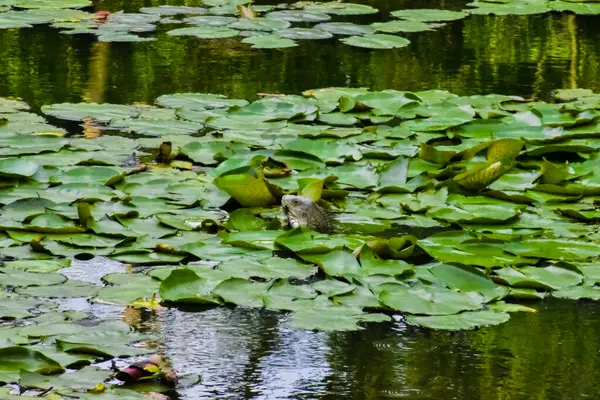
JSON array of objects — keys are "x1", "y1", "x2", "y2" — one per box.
[{"x1": 340, "y1": 34, "x2": 410, "y2": 49}]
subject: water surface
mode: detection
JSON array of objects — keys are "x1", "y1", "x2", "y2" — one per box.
[{"x1": 2, "y1": 0, "x2": 600, "y2": 398}]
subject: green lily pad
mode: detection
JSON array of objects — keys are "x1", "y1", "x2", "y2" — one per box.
[
  {"x1": 406, "y1": 310, "x2": 510, "y2": 330},
  {"x1": 266, "y1": 10, "x2": 331, "y2": 22},
  {"x1": 391, "y1": 9, "x2": 468, "y2": 21},
  {"x1": 379, "y1": 282, "x2": 486, "y2": 315},
  {"x1": 0, "y1": 158, "x2": 39, "y2": 178},
  {"x1": 340, "y1": 34, "x2": 410, "y2": 49},
  {"x1": 167, "y1": 26, "x2": 239, "y2": 38},
  {"x1": 314, "y1": 22, "x2": 374, "y2": 36},
  {"x1": 241, "y1": 34, "x2": 297, "y2": 48}
]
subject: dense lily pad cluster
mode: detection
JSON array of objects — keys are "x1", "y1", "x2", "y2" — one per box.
[
  {"x1": 1, "y1": 0, "x2": 600, "y2": 46},
  {"x1": 2, "y1": 87, "x2": 600, "y2": 393}
]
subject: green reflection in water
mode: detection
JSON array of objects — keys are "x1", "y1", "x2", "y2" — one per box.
[
  {"x1": 322, "y1": 299, "x2": 600, "y2": 399},
  {"x1": 1, "y1": 2, "x2": 600, "y2": 110}
]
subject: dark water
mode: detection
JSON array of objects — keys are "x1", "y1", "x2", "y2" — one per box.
[{"x1": 3, "y1": 0, "x2": 600, "y2": 398}]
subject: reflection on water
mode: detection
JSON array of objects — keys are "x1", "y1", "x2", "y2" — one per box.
[
  {"x1": 1, "y1": 3, "x2": 600, "y2": 110},
  {"x1": 141, "y1": 299, "x2": 600, "y2": 399}
]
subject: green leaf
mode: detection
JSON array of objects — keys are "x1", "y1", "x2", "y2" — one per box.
[
  {"x1": 0, "y1": 347, "x2": 63, "y2": 384},
  {"x1": 167, "y1": 26, "x2": 239, "y2": 38},
  {"x1": 159, "y1": 268, "x2": 222, "y2": 304},
  {"x1": 379, "y1": 282, "x2": 485, "y2": 315},
  {"x1": 213, "y1": 278, "x2": 271, "y2": 307},
  {"x1": 340, "y1": 34, "x2": 410, "y2": 49},
  {"x1": 406, "y1": 310, "x2": 510, "y2": 330},
  {"x1": 391, "y1": 9, "x2": 467, "y2": 21},
  {"x1": 291, "y1": 308, "x2": 390, "y2": 331},
  {"x1": 241, "y1": 34, "x2": 297, "y2": 48},
  {"x1": 0, "y1": 158, "x2": 39, "y2": 178}
]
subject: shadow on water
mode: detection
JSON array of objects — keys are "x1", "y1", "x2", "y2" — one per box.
[{"x1": 2, "y1": 0, "x2": 600, "y2": 398}]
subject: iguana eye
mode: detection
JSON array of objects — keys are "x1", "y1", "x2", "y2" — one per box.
[{"x1": 292, "y1": 199, "x2": 301, "y2": 205}]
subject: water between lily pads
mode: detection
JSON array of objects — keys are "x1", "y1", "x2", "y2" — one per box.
[
  {"x1": 2, "y1": 0, "x2": 600, "y2": 398},
  {"x1": 62, "y1": 257, "x2": 600, "y2": 399}
]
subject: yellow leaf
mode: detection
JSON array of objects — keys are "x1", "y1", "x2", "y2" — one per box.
[
  {"x1": 487, "y1": 138, "x2": 523, "y2": 162},
  {"x1": 237, "y1": 4, "x2": 255, "y2": 18}
]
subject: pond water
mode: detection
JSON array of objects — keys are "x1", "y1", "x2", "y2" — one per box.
[{"x1": 2, "y1": 0, "x2": 600, "y2": 398}]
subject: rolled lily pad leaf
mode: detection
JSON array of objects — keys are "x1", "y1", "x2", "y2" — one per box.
[
  {"x1": 486, "y1": 138, "x2": 523, "y2": 162},
  {"x1": 213, "y1": 278, "x2": 271, "y2": 307},
  {"x1": 0, "y1": 347, "x2": 63, "y2": 384},
  {"x1": 391, "y1": 9, "x2": 467, "y2": 22},
  {"x1": 454, "y1": 160, "x2": 513, "y2": 191},
  {"x1": 291, "y1": 308, "x2": 390, "y2": 331},
  {"x1": 406, "y1": 310, "x2": 510, "y2": 331},
  {"x1": 341, "y1": 34, "x2": 410, "y2": 49},
  {"x1": 371, "y1": 20, "x2": 444, "y2": 33},
  {"x1": 379, "y1": 283, "x2": 486, "y2": 315},
  {"x1": 167, "y1": 26, "x2": 239, "y2": 38},
  {"x1": 266, "y1": 10, "x2": 331, "y2": 22},
  {"x1": 214, "y1": 170, "x2": 277, "y2": 207},
  {"x1": 0, "y1": 158, "x2": 38, "y2": 178},
  {"x1": 41, "y1": 103, "x2": 141, "y2": 122},
  {"x1": 494, "y1": 266, "x2": 582, "y2": 290},
  {"x1": 276, "y1": 27, "x2": 333, "y2": 40},
  {"x1": 314, "y1": 22, "x2": 374, "y2": 36},
  {"x1": 241, "y1": 34, "x2": 297, "y2": 48},
  {"x1": 505, "y1": 239, "x2": 600, "y2": 260},
  {"x1": 302, "y1": 2, "x2": 378, "y2": 15}
]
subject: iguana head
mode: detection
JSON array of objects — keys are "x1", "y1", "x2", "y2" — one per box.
[{"x1": 279, "y1": 195, "x2": 333, "y2": 233}]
